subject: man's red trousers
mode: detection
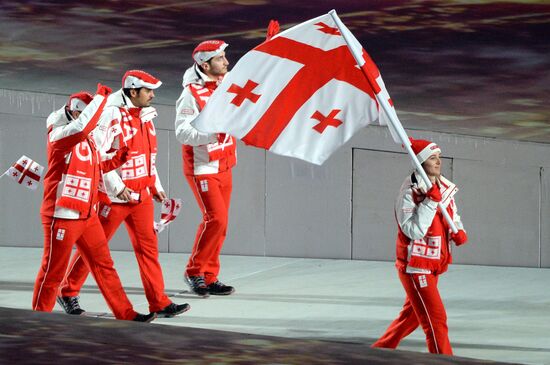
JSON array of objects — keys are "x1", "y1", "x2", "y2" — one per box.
[
  {"x1": 185, "y1": 169, "x2": 232, "y2": 285},
  {"x1": 60, "y1": 196, "x2": 171, "y2": 312},
  {"x1": 33, "y1": 215, "x2": 137, "y2": 320}
]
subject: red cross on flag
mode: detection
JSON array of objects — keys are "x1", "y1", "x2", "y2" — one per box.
[
  {"x1": 192, "y1": 11, "x2": 401, "y2": 165},
  {"x1": 2, "y1": 155, "x2": 44, "y2": 190},
  {"x1": 154, "y1": 198, "x2": 183, "y2": 233}
]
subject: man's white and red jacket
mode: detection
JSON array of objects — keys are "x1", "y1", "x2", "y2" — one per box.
[
  {"x1": 41, "y1": 95, "x2": 125, "y2": 219},
  {"x1": 90, "y1": 89, "x2": 165, "y2": 203},
  {"x1": 395, "y1": 172, "x2": 465, "y2": 274},
  {"x1": 174, "y1": 64, "x2": 236, "y2": 176}
]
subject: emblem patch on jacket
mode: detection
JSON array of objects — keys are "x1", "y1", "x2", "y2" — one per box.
[
  {"x1": 180, "y1": 108, "x2": 195, "y2": 115},
  {"x1": 200, "y1": 180, "x2": 209, "y2": 192}
]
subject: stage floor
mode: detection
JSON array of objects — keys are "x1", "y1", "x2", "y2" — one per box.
[{"x1": 1, "y1": 246, "x2": 548, "y2": 364}]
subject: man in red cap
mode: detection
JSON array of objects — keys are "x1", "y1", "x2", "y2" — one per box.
[
  {"x1": 34, "y1": 85, "x2": 155, "y2": 322},
  {"x1": 175, "y1": 40, "x2": 236, "y2": 297},
  {"x1": 372, "y1": 137, "x2": 468, "y2": 355},
  {"x1": 59, "y1": 70, "x2": 190, "y2": 318}
]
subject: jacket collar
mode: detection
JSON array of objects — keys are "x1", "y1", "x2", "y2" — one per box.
[
  {"x1": 106, "y1": 89, "x2": 136, "y2": 109},
  {"x1": 182, "y1": 63, "x2": 224, "y2": 88}
]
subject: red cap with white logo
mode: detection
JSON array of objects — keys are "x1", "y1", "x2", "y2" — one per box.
[
  {"x1": 67, "y1": 91, "x2": 93, "y2": 112},
  {"x1": 192, "y1": 40, "x2": 228, "y2": 64},
  {"x1": 122, "y1": 70, "x2": 162, "y2": 89}
]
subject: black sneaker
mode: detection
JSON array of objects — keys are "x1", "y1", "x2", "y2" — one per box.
[
  {"x1": 56, "y1": 296, "x2": 85, "y2": 315},
  {"x1": 155, "y1": 302, "x2": 191, "y2": 318},
  {"x1": 185, "y1": 275, "x2": 210, "y2": 297},
  {"x1": 133, "y1": 312, "x2": 157, "y2": 323},
  {"x1": 207, "y1": 281, "x2": 235, "y2": 295}
]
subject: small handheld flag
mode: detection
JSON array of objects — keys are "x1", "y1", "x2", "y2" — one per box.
[
  {"x1": 154, "y1": 198, "x2": 183, "y2": 233},
  {"x1": 1, "y1": 155, "x2": 44, "y2": 190}
]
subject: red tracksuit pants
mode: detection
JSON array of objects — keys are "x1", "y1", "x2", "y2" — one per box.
[
  {"x1": 186, "y1": 169, "x2": 232, "y2": 284},
  {"x1": 372, "y1": 271, "x2": 452, "y2": 355},
  {"x1": 32, "y1": 215, "x2": 137, "y2": 320},
  {"x1": 60, "y1": 196, "x2": 171, "y2": 312}
]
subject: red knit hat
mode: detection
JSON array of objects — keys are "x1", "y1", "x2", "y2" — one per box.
[
  {"x1": 122, "y1": 70, "x2": 162, "y2": 89},
  {"x1": 192, "y1": 40, "x2": 228, "y2": 64},
  {"x1": 410, "y1": 137, "x2": 441, "y2": 164},
  {"x1": 67, "y1": 91, "x2": 93, "y2": 112}
]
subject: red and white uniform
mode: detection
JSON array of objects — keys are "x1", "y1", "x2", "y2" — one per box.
[
  {"x1": 61, "y1": 88, "x2": 172, "y2": 313},
  {"x1": 372, "y1": 172, "x2": 465, "y2": 355},
  {"x1": 175, "y1": 64, "x2": 236, "y2": 284},
  {"x1": 33, "y1": 92, "x2": 138, "y2": 320},
  {"x1": 175, "y1": 64, "x2": 237, "y2": 175}
]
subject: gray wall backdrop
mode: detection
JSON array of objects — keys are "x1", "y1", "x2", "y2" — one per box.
[{"x1": 2, "y1": 89, "x2": 550, "y2": 268}]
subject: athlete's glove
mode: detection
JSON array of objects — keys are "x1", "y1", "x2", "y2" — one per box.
[
  {"x1": 96, "y1": 83, "x2": 112, "y2": 97},
  {"x1": 451, "y1": 230, "x2": 468, "y2": 246},
  {"x1": 425, "y1": 184, "x2": 442, "y2": 202}
]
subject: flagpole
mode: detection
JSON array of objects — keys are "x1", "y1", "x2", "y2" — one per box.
[{"x1": 329, "y1": 10, "x2": 458, "y2": 233}]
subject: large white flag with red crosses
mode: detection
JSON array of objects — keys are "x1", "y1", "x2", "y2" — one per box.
[
  {"x1": 192, "y1": 11, "x2": 400, "y2": 165},
  {"x1": 2, "y1": 155, "x2": 44, "y2": 190}
]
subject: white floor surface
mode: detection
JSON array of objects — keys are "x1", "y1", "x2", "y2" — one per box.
[{"x1": 0, "y1": 246, "x2": 549, "y2": 365}]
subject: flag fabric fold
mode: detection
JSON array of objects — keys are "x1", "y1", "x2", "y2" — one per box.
[
  {"x1": 154, "y1": 198, "x2": 183, "y2": 233},
  {"x1": 328, "y1": 11, "x2": 455, "y2": 232},
  {"x1": 192, "y1": 11, "x2": 399, "y2": 165},
  {"x1": 327, "y1": 10, "x2": 403, "y2": 146},
  {"x1": 2, "y1": 155, "x2": 44, "y2": 190}
]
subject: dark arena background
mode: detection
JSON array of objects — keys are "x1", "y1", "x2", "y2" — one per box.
[{"x1": 1, "y1": 0, "x2": 549, "y2": 142}]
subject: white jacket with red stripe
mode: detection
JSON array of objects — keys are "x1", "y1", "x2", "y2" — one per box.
[{"x1": 175, "y1": 65, "x2": 237, "y2": 175}]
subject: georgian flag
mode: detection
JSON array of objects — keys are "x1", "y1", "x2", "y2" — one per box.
[
  {"x1": 3, "y1": 155, "x2": 44, "y2": 190},
  {"x1": 192, "y1": 11, "x2": 400, "y2": 165},
  {"x1": 154, "y1": 198, "x2": 183, "y2": 233}
]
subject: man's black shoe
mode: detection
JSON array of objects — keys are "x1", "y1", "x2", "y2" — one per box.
[
  {"x1": 133, "y1": 312, "x2": 157, "y2": 323},
  {"x1": 185, "y1": 275, "x2": 210, "y2": 297},
  {"x1": 156, "y1": 302, "x2": 191, "y2": 318},
  {"x1": 207, "y1": 281, "x2": 235, "y2": 295},
  {"x1": 56, "y1": 296, "x2": 85, "y2": 315}
]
